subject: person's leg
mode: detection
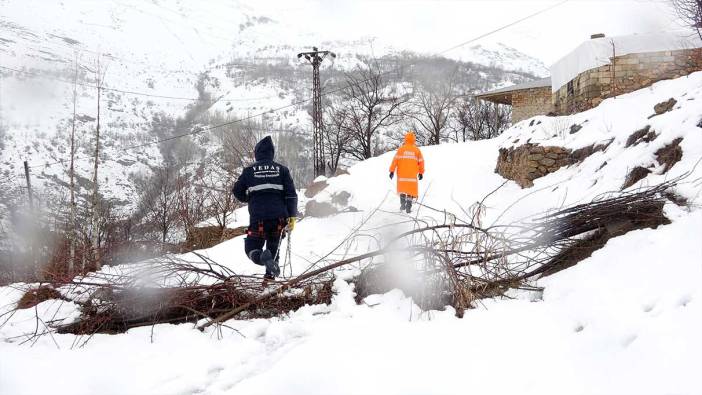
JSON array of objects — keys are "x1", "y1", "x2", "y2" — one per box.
[
  {"x1": 266, "y1": 233, "x2": 281, "y2": 262},
  {"x1": 405, "y1": 195, "x2": 413, "y2": 213},
  {"x1": 244, "y1": 236, "x2": 265, "y2": 265},
  {"x1": 400, "y1": 193, "x2": 406, "y2": 211},
  {"x1": 260, "y1": 218, "x2": 284, "y2": 278}
]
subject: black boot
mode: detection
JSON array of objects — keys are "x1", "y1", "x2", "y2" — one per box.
[
  {"x1": 400, "y1": 194, "x2": 406, "y2": 212},
  {"x1": 261, "y1": 250, "x2": 280, "y2": 279},
  {"x1": 405, "y1": 197, "x2": 413, "y2": 213}
]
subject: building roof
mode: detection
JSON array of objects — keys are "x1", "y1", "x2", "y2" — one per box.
[
  {"x1": 475, "y1": 77, "x2": 551, "y2": 105},
  {"x1": 550, "y1": 31, "x2": 702, "y2": 92}
]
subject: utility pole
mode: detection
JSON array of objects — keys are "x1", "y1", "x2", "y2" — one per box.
[
  {"x1": 23, "y1": 159, "x2": 38, "y2": 278},
  {"x1": 69, "y1": 53, "x2": 79, "y2": 274},
  {"x1": 297, "y1": 47, "x2": 335, "y2": 178},
  {"x1": 91, "y1": 55, "x2": 105, "y2": 270},
  {"x1": 23, "y1": 160, "x2": 33, "y2": 210}
]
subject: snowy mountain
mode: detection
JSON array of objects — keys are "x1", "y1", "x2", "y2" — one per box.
[
  {"x1": 0, "y1": 0, "x2": 546, "y2": 219},
  {"x1": 1, "y1": 72, "x2": 700, "y2": 394}
]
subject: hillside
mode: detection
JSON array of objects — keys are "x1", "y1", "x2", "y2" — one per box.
[
  {"x1": 1, "y1": 72, "x2": 700, "y2": 394},
  {"x1": 0, "y1": 0, "x2": 545, "y2": 223}
]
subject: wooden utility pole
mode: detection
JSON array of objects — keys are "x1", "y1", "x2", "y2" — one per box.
[
  {"x1": 23, "y1": 160, "x2": 38, "y2": 277},
  {"x1": 69, "y1": 53, "x2": 79, "y2": 274},
  {"x1": 91, "y1": 56, "x2": 104, "y2": 270},
  {"x1": 297, "y1": 47, "x2": 335, "y2": 177},
  {"x1": 23, "y1": 160, "x2": 33, "y2": 210}
]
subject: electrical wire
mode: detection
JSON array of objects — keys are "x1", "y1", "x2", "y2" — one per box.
[
  {"x1": 16, "y1": 0, "x2": 570, "y2": 171},
  {"x1": 0, "y1": 65, "x2": 204, "y2": 101}
]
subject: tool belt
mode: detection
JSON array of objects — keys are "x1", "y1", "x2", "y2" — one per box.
[{"x1": 246, "y1": 218, "x2": 287, "y2": 239}]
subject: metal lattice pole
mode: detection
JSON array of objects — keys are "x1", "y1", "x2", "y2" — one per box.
[{"x1": 298, "y1": 47, "x2": 335, "y2": 178}]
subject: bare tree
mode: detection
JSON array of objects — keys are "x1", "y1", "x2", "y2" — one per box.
[
  {"x1": 211, "y1": 115, "x2": 260, "y2": 172},
  {"x1": 452, "y1": 97, "x2": 511, "y2": 141},
  {"x1": 175, "y1": 170, "x2": 209, "y2": 241},
  {"x1": 321, "y1": 101, "x2": 353, "y2": 174},
  {"x1": 671, "y1": 0, "x2": 702, "y2": 39},
  {"x1": 195, "y1": 165, "x2": 238, "y2": 233},
  {"x1": 404, "y1": 77, "x2": 457, "y2": 145},
  {"x1": 486, "y1": 102, "x2": 511, "y2": 138},
  {"x1": 134, "y1": 166, "x2": 179, "y2": 244},
  {"x1": 339, "y1": 60, "x2": 406, "y2": 160}
]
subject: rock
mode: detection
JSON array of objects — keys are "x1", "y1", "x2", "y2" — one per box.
[
  {"x1": 569, "y1": 139, "x2": 613, "y2": 165},
  {"x1": 625, "y1": 125, "x2": 657, "y2": 147},
  {"x1": 541, "y1": 158, "x2": 556, "y2": 166},
  {"x1": 304, "y1": 200, "x2": 338, "y2": 218},
  {"x1": 528, "y1": 154, "x2": 544, "y2": 161},
  {"x1": 655, "y1": 138, "x2": 683, "y2": 173},
  {"x1": 569, "y1": 124, "x2": 583, "y2": 134},
  {"x1": 304, "y1": 178, "x2": 329, "y2": 199},
  {"x1": 331, "y1": 191, "x2": 351, "y2": 206},
  {"x1": 653, "y1": 98, "x2": 677, "y2": 115},
  {"x1": 334, "y1": 168, "x2": 350, "y2": 176},
  {"x1": 545, "y1": 153, "x2": 560, "y2": 159},
  {"x1": 622, "y1": 166, "x2": 652, "y2": 189}
]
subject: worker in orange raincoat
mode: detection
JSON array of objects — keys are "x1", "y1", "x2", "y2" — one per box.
[{"x1": 389, "y1": 131, "x2": 425, "y2": 213}]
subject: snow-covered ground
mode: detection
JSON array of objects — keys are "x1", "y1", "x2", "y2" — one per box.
[{"x1": 1, "y1": 73, "x2": 701, "y2": 394}]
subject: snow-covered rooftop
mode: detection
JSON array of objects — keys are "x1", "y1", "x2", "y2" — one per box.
[{"x1": 550, "y1": 31, "x2": 702, "y2": 92}]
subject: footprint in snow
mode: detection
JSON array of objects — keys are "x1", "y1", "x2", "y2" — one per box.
[
  {"x1": 678, "y1": 295, "x2": 692, "y2": 307},
  {"x1": 622, "y1": 334, "x2": 638, "y2": 348}
]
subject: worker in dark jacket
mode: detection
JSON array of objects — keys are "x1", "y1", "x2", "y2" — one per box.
[{"x1": 232, "y1": 136, "x2": 298, "y2": 280}]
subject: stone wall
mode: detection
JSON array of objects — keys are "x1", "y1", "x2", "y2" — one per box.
[
  {"x1": 553, "y1": 47, "x2": 702, "y2": 114},
  {"x1": 495, "y1": 144, "x2": 571, "y2": 188},
  {"x1": 511, "y1": 86, "x2": 553, "y2": 123}
]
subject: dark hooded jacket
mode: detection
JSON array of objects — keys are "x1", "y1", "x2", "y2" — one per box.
[{"x1": 232, "y1": 136, "x2": 298, "y2": 223}]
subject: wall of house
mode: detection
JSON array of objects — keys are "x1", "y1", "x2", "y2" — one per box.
[
  {"x1": 511, "y1": 86, "x2": 553, "y2": 123},
  {"x1": 552, "y1": 48, "x2": 702, "y2": 114}
]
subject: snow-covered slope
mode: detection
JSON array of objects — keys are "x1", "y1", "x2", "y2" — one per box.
[
  {"x1": 0, "y1": 0, "x2": 546, "y2": 220},
  {"x1": 2, "y1": 64, "x2": 701, "y2": 395}
]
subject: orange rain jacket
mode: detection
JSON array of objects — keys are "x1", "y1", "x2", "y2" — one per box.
[{"x1": 389, "y1": 132, "x2": 425, "y2": 198}]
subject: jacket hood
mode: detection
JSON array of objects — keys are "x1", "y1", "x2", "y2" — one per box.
[
  {"x1": 404, "y1": 131, "x2": 416, "y2": 145},
  {"x1": 254, "y1": 136, "x2": 275, "y2": 161}
]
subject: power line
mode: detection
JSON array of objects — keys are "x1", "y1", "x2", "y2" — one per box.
[
  {"x1": 13, "y1": 41, "x2": 205, "y2": 77},
  {"x1": 18, "y1": 0, "x2": 570, "y2": 172},
  {"x1": 440, "y1": 0, "x2": 570, "y2": 55},
  {"x1": 1, "y1": 63, "x2": 305, "y2": 103},
  {"x1": 0, "y1": 65, "x2": 204, "y2": 101},
  {"x1": 0, "y1": 173, "x2": 22, "y2": 186}
]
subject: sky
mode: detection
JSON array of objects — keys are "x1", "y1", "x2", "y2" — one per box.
[
  {"x1": 0, "y1": 0, "x2": 682, "y2": 75},
  {"x1": 250, "y1": 0, "x2": 680, "y2": 65}
]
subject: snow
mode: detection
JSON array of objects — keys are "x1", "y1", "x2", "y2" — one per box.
[
  {"x1": 550, "y1": 31, "x2": 702, "y2": 92},
  {"x1": 2, "y1": 72, "x2": 702, "y2": 393},
  {"x1": 0, "y1": 0, "x2": 546, "y2": 224}
]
